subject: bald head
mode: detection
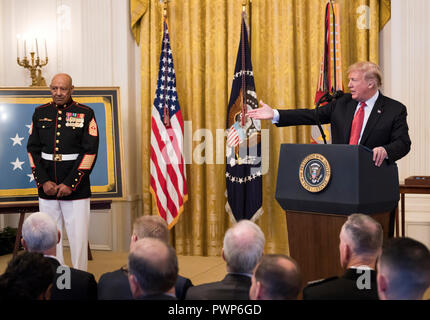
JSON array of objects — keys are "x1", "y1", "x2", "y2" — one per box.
[
  {"x1": 128, "y1": 238, "x2": 178, "y2": 297},
  {"x1": 51, "y1": 73, "x2": 73, "y2": 86},
  {"x1": 250, "y1": 254, "x2": 302, "y2": 300},
  {"x1": 133, "y1": 238, "x2": 169, "y2": 265},
  {"x1": 50, "y1": 73, "x2": 74, "y2": 106}
]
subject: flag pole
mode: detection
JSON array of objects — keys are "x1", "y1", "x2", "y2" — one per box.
[
  {"x1": 241, "y1": 4, "x2": 246, "y2": 128},
  {"x1": 242, "y1": 0, "x2": 252, "y2": 45},
  {"x1": 249, "y1": 0, "x2": 252, "y2": 49},
  {"x1": 330, "y1": 0, "x2": 337, "y2": 92},
  {"x1": 162, "y1": 0, "x2": 168, "y2": 17},
  {"x1": 161, "y1": 0, "x2": 171, "y2": 127}
]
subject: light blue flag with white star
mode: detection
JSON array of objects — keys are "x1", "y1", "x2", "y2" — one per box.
[{"x1": 0, "y1": 92, "x2": 115, "y2": 201}]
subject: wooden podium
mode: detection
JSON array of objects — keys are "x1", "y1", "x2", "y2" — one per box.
[{"x1": 275, "y1": 144, "x2": 399, "y2": 286}]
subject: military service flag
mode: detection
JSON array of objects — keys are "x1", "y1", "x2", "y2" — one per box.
[
  {"x1": 150, "y1": 19, "x2": 188, "y2": 228},
  {"x1": 311, "y1": 1, "x2": 343, "y2": 144},
  {"x1": 225, "y1": 14, "x2": 263, "y2": 222}
]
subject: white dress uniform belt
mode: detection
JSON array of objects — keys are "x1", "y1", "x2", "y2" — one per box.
[{"x1": 41, "y1": 152, "x2": 79, "y2": 161}]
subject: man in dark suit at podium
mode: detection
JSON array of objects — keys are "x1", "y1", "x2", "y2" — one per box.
[
  {"x1": 247, "y1": 61, "x2": 411, "y2": 166},
  {"x1": 303, "y1": 214, "x2": 382, "y2": 300},
  {"x1": 248, "y1": 61, "x2": 411, "y2": 236}
]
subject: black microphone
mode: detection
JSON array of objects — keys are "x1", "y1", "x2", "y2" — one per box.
[
  {"x1": 314, "y1": 90, "x2": 343, "y2": 144},
  {"x1": 324, "y1": 90, "x2": 344, "y2": 102},
  {"x1": 332, "y1": 90, "x2": 344, "y2": 99}
]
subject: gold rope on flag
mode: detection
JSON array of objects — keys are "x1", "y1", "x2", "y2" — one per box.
[{"x1": 332, "y1": 2, "x2": 343, "y2": 92}]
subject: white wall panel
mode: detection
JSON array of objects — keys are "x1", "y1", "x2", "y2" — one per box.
[{"x1": 381, "y1": 0, "x2": 430, "y2": 247}]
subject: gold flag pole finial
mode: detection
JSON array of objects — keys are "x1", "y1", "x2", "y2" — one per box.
[
  {"x1": 162, "y1": 0, "x2": 168, "y2": 18},
  {"x1": 242, "y1": 0, "x2": 247, "y2": 12}
]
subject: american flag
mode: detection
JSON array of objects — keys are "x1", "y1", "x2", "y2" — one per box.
[{"x1": 150, "y1": 20, "x2": 188, "y2": 228}]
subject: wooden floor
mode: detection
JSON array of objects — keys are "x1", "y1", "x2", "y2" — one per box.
[{"x1": 0, "y1": 248, "x2": 226, "y2": 286}]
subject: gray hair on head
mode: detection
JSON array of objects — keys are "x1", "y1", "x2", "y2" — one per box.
[
  {"x1": 22, "y1": 212, "x2": 58, "y2": 252},
  {"x1": 223, "y1": 219, "x2": 265, "y2": 274},
  {"x1": 342, "y1": 213, "x2": 383, "y2": 256}
]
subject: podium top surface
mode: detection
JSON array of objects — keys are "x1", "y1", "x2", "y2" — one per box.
[{"x1": 275, "y1": 144, "x2": 399, "y2": 214}]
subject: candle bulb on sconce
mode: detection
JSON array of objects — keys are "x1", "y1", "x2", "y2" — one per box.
[{"x1": 36, "y1": 39, "x2": 39, "y2": 57}]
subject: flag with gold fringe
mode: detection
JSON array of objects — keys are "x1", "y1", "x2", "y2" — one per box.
[
  {"x1": 311, "y1": 1, "x2": 343, "y2": 144},
  {"x1": 225, "y1": 13, "x2": 263, "y2": 223}
]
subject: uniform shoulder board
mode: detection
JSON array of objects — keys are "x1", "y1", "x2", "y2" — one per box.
[
  {"x1": 306, "y1": 276, "x2": 338, "y2": 287},
  {"x1": 36, "y1": 102, "x2": 52, "y2": 109},
  {"x1": 74, "y1": 102, "x2": 92, "y2": 110}
]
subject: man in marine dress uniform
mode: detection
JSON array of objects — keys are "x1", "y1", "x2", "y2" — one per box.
[
  {"x1": 302, "y1": 214, "x2": 382, "y2": 300},
  {"x1": 27, "y1": 73, "x2": 99, "y2": 271}
]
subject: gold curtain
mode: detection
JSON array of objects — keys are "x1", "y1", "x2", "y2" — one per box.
[{"x1": 132, "y1": 0, "x2": 390, "y2": 256}]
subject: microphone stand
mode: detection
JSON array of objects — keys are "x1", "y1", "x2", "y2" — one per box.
[{"x1": 314, "y1": 92, "x2": 331, "y2": 145}]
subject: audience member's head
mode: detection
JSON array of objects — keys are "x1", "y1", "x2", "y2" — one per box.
[
  {"x1": 21, "y1": 212, "x2": 59, "y2": 255},
  {"x1": 128, "y1": 238, "x2": 178, "y2": 298},
  {"x1": 339, "y1": 214, "x2": 383, "y2": 269},
  {"x1": 377, "y1": 237, "x2": 430, "y2": 300},
  {"x1": 0, "y1": 252, "x2": 54, "y2": 300},
  {"x1": 250, "y1": 254, "x2": 301, "y2": 300},
  {"x1": 130, "y1": 215, "x2": 169, "y2": 250},
  {"x1": 222, "y1": 220, "x2": 265, "y2": 274}
]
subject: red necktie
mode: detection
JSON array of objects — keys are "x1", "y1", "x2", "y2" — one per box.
[{"x1": 349, "y1": 102, "x2": 367, "y2": 145}]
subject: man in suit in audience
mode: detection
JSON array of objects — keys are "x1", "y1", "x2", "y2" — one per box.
[
  {"x1": 21, "y1": 211, "x2": 97, "y2": 300},
  {"x1": 128, "y1": 238, "x2": 178, "y2": 300},
  {"x1": 377, "y1": 237, "x2": 430, "y2": 300},
  {"x1": 249, "y1": 254, "x2": 301, "y2": 300},
  {"x1": 0, "y1": 252, "x2": 54, "y2": 300},
  {"x1": 98, "y1": 215, "x2": 193, "y2": 300},
  {"x1": 186, "y1": 220, "x2": 265, "y2": 300},
  {"x1": 303, "y1": 214, "x2": 382, "y2": 300}
]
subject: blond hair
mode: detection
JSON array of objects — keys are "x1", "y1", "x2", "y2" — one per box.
[
  {"x1": 348, "y1": 61, "x2": 382, "y2": 88},
  {"x1": 133, "y1": 215, "x2": 169, "y2": 243}
]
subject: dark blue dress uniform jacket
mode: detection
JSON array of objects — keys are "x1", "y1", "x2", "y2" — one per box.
[{"x1": 27, "y1": 99, "x2": 99, "y2": 200}]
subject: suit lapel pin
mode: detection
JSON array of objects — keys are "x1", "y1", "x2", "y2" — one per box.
[{"x1": 377, "y1": 109, "x2": 382, "y2": 114}]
